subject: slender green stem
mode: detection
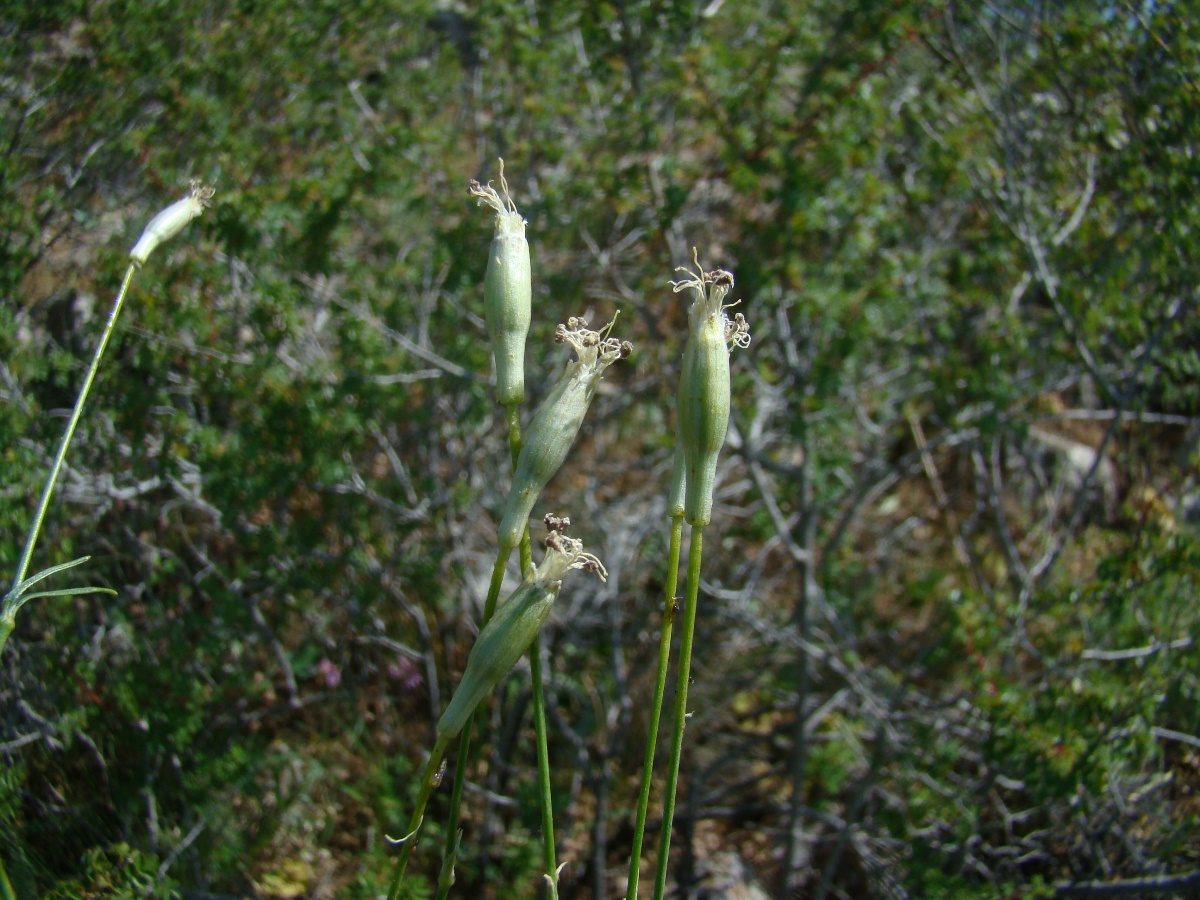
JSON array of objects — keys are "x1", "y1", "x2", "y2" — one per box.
[
  {"x1": 506, "y1": 404, "x2": 559, "y2": 898},
  {"x1": 506, "y1": 406, "x2": 524, "y2": 481},
  {"x1": 626, "y1": 514, "x2": 684, "y2": 900},
  {"x1": 505, "y1": 406, "x2": 534, "y2": 581},
  {"x1": 10, "y1": 264, "x2": 137, "y2": 593},
  {"x1": 1, "y1": 265, "x2": 138, "y2": 658},
  {"x1": 431, "y1": 405, "x2": 530, "y2": 899},
  {"x1": 431, "y1": 545, "x2": 512, "y2": 900},
  {"x1": 529, "y1": 638, "x2": 558, "y2": 899},
  {"x1": 433, "y1": 726, "x2": 472, "y2": 900},
  {"x1": 434, "y1": 826, "x2": 461, "y2": 898},
  {"x1": 385, "y1": 734, "x2": 451, "y2": 900},
  {"x1": 651, "y1": 525, "x2": 704, "y2": 900},
  {"x1": 482, "y1": 544, "x2": 513, "y2": 635},
  {"x1": 0, "y1": 853, "x2": 14, "y2": 900}
]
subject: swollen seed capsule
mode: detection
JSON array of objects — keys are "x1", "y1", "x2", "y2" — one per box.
[
  {"x1": 437, "y1": 531, "x2": 605, "y2": 739},
  {"x1": 130, "y1": 180, "x2": 215, "y2": 266},
  {"x1": 672, "y1": 254, "x2": 750, "y2": 527},
  {"x1": 470, "y1": 161, "x2": 532, "y2": 407},
  {"x1": 678, "y1": 311, "x2": 729, "y2": 527},
  {"x1": 437, "y1": 577, "x2": 556, "y2": 738},
  {"x1": 496, "y1": 318, "x2": 631, "y2": 551}
]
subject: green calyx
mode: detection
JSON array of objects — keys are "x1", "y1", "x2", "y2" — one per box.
[
  {"x1": 672, "y1": 255, "x2": 750, "y2": 527},
  {"x1": 496, "y1": 316, "x2": 631, "y2": 550},
  {"x1": 437, "y1": 527, "x2": 605, "y2": 739},
  {"x1": 471, "y1": 161, "x2": 532, "y2": 406}
]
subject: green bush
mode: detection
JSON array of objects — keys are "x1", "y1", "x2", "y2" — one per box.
[{"x1": 2, "y1": 0, "x2": 1198, "y2": 896}]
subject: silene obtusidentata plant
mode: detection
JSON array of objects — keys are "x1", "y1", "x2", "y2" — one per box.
[
  {"x1": 2, "y1": 180, "x2": 215, "y2": 655},
  {"x1": 0, "y1": 179, "x2": 213, "y2": 899},
  {"x1": 628, "y1": 254, "x2": 750, "y2": 900},
  {"x1": 387, "y1": 162, "x2": 631, "y2": 900},
  {"x1": 385, "y1": 521, "x2": 607, "y2": 895},
  {"x1": 386, "y1": 166, "x2": 750, "y2": 899},
  {"x1": 4, "y1": 161, "x2": 749, "y2": 899}
]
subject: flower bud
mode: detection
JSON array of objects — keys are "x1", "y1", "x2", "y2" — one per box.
[
  {"x1": 437, "y1": 530, "x2": 605, "y2": 739},
  {"x1": 673, "y1": 253, "x2": 750, "y2": 527},
  {"x1": 130, "y1": 180, "x2": 215, "y2": 265},
  {"x1": 470, "y1": 161, "x2": 532, "y2": 406},
  {"x1": 496, "y1": 316, "x2": 631, "y2": 550}
]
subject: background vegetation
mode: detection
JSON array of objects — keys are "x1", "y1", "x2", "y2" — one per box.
[{"x1": 2, "y1": 0, "x2": 1198, "y2": 897}]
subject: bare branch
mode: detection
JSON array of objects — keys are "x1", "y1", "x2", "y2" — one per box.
[{"x1": 1055, "y1": 870, "x2": 1200, "y2": 898}]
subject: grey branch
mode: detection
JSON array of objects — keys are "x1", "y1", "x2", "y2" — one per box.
[{"x1": 1055, "y1": 870, "x2": 1200, "y2": 897}]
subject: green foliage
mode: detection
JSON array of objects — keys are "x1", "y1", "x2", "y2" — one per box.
[
  {"x1": 1, "y1": 0, "x2": 1198, "y2": 895},
  {"x1": 42, "y1": 843, "x2": 178, "y2": 900}
]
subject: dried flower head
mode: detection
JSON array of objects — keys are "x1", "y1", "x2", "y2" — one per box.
[
  {"x1": 539, "y1": 529, "x2": 608, "y2": 583},
  {"x1": 554, "y1": 313, "x2": 630, "y2": 367},
  {"x1": 543, "y1": 513, "x2": 571, "y2": 533},
  {"x1": 468, "y1": 160, "x2": 524, "y2": 236},
  {"x1": 129, "y1": 180, "x2": 215, "y2": 266},
  {"x1": 670, "y1": 251, "x2": 751, "y2": 351}
]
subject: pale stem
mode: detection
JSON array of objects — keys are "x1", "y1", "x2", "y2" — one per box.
[
  {"x1": 385, "y1": 734, "x2": 451, "y2": 900},
  {"x1": 651, "y1": 525, "x2": 704, "y2": 900},
  {"x1": 431, "y1": 544, "x2": 511, "y2": 900},
  {"x1": 507, "y1": 404, "x2": 559, "y2": 899},
  {"x1": 10, "y1": 264, "x2": 137, "y2": 593},
  {"x1": 625, "y1": 513, "x2": 684, "y2": 900}
]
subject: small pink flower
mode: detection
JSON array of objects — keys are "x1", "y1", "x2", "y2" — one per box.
[
  {"x1": 388, "y1": 656, "x2": 423, "y2": 691},
  {"x1": 317, "y1": 657, "x2": 342, "y2": 689}
]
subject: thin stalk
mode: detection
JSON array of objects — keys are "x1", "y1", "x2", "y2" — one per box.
[
  {"x1": 431, "y1": 405, "x2": 533, "y2": 899},
  {"x1": 507, "y1": 404, "x2": 559, "y2": 899},
  {"x1": 10, "y1": 264, "x2": 137, "y2": 593},
  {"x1": 385, "y1": 734, "x2": 451, "y2": 900},
  {"x1": 433, "y1": 728, "x2": 471, "y2": 899},
  {"x1": 626, "y1": 513, "x2": 685, "y2": 900},
  {"x1": 431, "y1": 545, "x2": 511, "y2": 900},
  {"x1": 651, "y1": 526, "x2": 704, "y2": 900},
  {"x1": 529, "y1": 638, "x2": 558, "y2": 899},
  {"x1": 392, "y1": 545, "x2": 510, "y2": 900},
  {"x1": 504, "y1": 407, "x2": 534, "y2": 583},
  {"x1": 469, "y1": 408, "x2": 536, "y2": 882}
]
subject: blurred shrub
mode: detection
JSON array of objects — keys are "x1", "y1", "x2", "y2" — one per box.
[{"x1": 1, "y1": 0, "x2": 1197, "y2": 896}]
